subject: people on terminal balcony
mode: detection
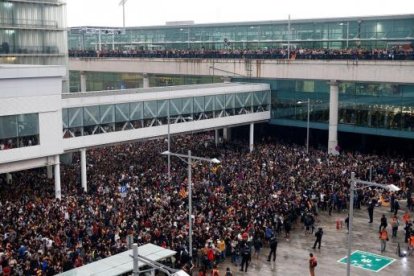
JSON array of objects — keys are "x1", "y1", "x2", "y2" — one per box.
[{"x1": 68, "y1": 47, "x2": 414, "y2": 60}]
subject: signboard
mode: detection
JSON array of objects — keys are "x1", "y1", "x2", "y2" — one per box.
[{"x1": 338, "y1": 250, "x2": 395, "y2": 273}]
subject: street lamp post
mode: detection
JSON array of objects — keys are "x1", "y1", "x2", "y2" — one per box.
[
  {"x1": 119, "y1": 0, "x2": 129, "y2": 29},
  {"x1": 297, "y1": 99, "x2": 310, "y2": 154},
  {"x1": 346, "y1": 172, "x2": 398, "y2": 276},
  {"x1": 161, "y1": 150, "x2": 220, "y2": 258},
  {"x1": 167, "y1": 102, "x2": 171, "y2": 180}
]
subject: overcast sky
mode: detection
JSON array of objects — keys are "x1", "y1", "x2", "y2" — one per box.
[{"x1": 67, "y1": 0, "x2": 414, "y2": 27}]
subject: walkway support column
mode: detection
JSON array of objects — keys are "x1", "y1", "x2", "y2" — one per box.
[
  {"x1": 328, "y1": 80, "x2": 339, "y2": 155},
  {"x1": 80, "y1": 71, "x2": 87, "y2": 92},
  {"x1": 47, "y1": 166, "x2": 53, "y2": 179},
  {"x1": 143, "y1": 73, "x2": 150, "y2": 88},
  {"x1": 215, "y1": 129, "x2": 219, "y2": 147},
  {"x1": 81, "y1": 148, "x2": 87, "y2": 192},
  {"x1": 6, "y1": 173, "x2": 12, "y2": 184},
  {"x1": 54, "y1": 155, "x2": 61, "y2": 200},
  {"x1": 223, "y1": 127, "x2": 231, "y2": 142},
  {"x1": 249, "y1": 123, "x2": 254, "y2": 152}
]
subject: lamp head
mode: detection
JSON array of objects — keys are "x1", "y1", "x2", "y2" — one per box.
[{"x1": 161, "y1": 151, "x2": 170, "y2": 155}]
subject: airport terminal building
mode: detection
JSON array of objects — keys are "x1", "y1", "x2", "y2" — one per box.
[{"x1": 67, "y1": 14, "x2": 414, "y2": 149}]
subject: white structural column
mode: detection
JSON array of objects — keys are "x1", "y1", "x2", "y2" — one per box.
[
  {"x1": 249, "y1": 123, "x2": 254, "y2": 152},
  {"x1": 215, "y1": 129, "x2": 219, "y2": 146},
  {"x1": 54, "y1": 155, "x2": 62, "y2": 200},
  {"x1": 47, "y1": 166, "x2": 53, "y2": 179},
  {"x1": 328, "y1": 80, "x2": 339, "y2": 155},
  {"x1": 143, "y1": 73, "x2": 150, "y2": 88},
  {"x1": 80, "y1": 71, "x2": 87, "y2": 92},
  {"x1": 223, "y1": 127, "x2": 231, "y2": 141},
  {"x1": 6, "y1": 173, "x2": 12, "y2": 184},
  {"x1": 81, "y1": 148, "x2": 87, "y2": 192}
]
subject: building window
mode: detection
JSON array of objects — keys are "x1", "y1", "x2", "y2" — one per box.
[{"x1": 0, "y1": 113, "x2": 39, "y2": 150}]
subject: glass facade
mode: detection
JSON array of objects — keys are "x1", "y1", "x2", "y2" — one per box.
[
  {"x1": 235, "y1": 77, "x2": 414, "y2": 138},
  {"x1": 0, "y1": 113, "x2": 39, "y2": 150},
  {"x1": 0, "y1": 0, "x2": 67, "y2": 66},
  {"x1": 68, "y1": 15, "x2": 414, "y2": 51},
  {"x1": 62, "y1": 91, "x2": 270, "y2": 138},
  {"x1": 69, "y1": 71, "x2": 221, "y2": 92}
]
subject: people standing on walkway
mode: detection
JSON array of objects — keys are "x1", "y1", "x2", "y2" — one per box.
[
  {"x1": 391, "y1": 215, "x2": 399, "y2": 238},
  {"x1": 267, "y1": 235, "x2": 278, "y2": 262},
  {"x1": 309, "y1": 253, "x2": 317, "y2": 276},
  {"x1": 225, "y1": 267, "x2": 233, "y2": 276},
  {"x1": 211, "y1": 265, "x2": 220, "y2": 276},
  {"x1": 393, "y1": 200, "x2": 400, "y2": 216},
  {"x1": 240, "y1": 243, "x2": 251, "y2": 272},
  {"x1": 368, "y1": 200, "x2": 375, "y2": 223},
  {"x1": 379, "y1": 227, "x2": 389, "y2": 253},
  {"x1": 379, "y1": 214, "x2": 388, "y2": 232},
  {"x1": 312, "y1": 228, "x2": 324, "y2": 249}
]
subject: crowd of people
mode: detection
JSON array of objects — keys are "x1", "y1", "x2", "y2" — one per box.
[
  {"x1": 0, "y1": 133, "x2": 413, "y2": 275},
  {"x1": 68, "y1": 47, "x2": 414, "y2": 61}
]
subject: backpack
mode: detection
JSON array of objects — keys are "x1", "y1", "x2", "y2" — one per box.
[{"x1": 312, "y1": 259, "x2": 318, "y2": 267}]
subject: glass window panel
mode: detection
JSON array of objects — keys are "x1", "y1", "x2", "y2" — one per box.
[
  {"x1": 157, "y1": 100, "x2": 168, "y2": 117},
  {"x1": 235, "y1": 93, "x2": 246, "y2": 108},
  {"x1": 225, "y1": 94, "x2": 235, "y2": 108},
  {"x1": 205, "y1": 96, "x2": 214, "y2": 111},
  {"x1": 182, "y1": 98, "x2": 193, "y2": 114},
  {"x1": 215, "y1": 94, "x2": 225, "y2": 110},
  {"x1": 100, "y1": 105, "x2": 115, "y2": 124},
  {"x1": 170, "y1": 99, "x2": 182, "y2": 116},
  {"x1": 17, "y1": 114, "x2": 39, "y2": 137},
  {"x1": 83, "y1": 106, "x2": 100, "y2": 126},
  {"x1": 62, "y1": 108, "x2": 69, "y2": 127},
  {"x1": 130, "y1": 102, "x2": 143, "y2": 120},
  {"x1": 0, "y1": 115, "x2": 17, "y2": 139},
  {"x1": 144, "y1": 101, "x2": 157, "y2": 119},
  {"x1": 115, "y1": 103, "x2": 130, "y2": 123},
  {"x1": 194, "y1": 96, "x2": 204, "y2": 113},
  {"x1": 68, "y1": 107, "x2": 83, "y2": 127}
]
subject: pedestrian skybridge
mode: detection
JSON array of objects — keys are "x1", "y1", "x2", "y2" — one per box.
[{"x1": 62, "y1": 82, "x2": 271, "y2": 151}]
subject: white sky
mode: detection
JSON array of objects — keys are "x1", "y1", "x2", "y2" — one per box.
[{"x1": 67, "y1": 0, "x2": 414, "y2": 27}]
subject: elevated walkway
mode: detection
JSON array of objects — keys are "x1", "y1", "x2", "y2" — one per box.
[
  {"x1": 62, "y1": 82, "x2": 270, "y2": 151},
  {"x1": 69, "y1": 58, "x2": 414, "y2": 84}
]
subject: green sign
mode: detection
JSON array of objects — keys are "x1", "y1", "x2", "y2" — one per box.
[{"x1": 338, "y1": 250, "x2": 396, "y2": 272}]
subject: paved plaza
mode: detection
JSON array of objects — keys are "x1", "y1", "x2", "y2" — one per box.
[{"x1": 216, "y1": 204, "x2": 414, "y2": 276}]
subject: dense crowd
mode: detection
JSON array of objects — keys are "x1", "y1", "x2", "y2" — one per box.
[
  {"x1": 69, "y1": 48, "x2": 414, "y2": 61},
  {"x1": 0, "y1": 134, "x2": 413, "y2": 275}
]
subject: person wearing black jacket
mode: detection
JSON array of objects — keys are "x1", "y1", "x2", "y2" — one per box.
[
  {"x1": 368, "y1": 199, "x2": 376, "y2": 223},
  {"x1": 312, "y1": 228, "x2": 324, "y2": 249},
  {"x1": 240, "y1": 243, "x2": 251, "y2": 272},
  {"x1": 267, "y1": 235, "x2": 278, "y2": 262}
]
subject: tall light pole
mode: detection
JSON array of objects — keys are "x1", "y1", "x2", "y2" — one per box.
[
  {"x1": 340, "y1": 22, "x2": 349, "y2": 48},
  {"x1": 167, "y1": 101, "x2": 171, "y2": 180},
  {"x1": 297, "y1": 99, "x2": 310, "y2": 154},
  {"x1": 119, "y1": 0, "x2": 129, "y2": 28},
  {"x1": 162, "y1": 150, "x2": 220, "y2": 258},
  {"x1": 346, "y1": 172, "x2": 398, "y2": 276}
]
